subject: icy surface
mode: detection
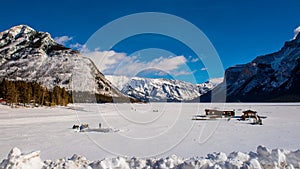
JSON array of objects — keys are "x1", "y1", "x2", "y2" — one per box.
[{"x1": 0, "y1": 103, "x2": 300, "y2": 162}]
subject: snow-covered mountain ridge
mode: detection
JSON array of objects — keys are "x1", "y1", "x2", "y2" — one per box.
[
  {"x1": 201, "y1": 33, "x2": 300, "y2": 102},
  {"x1": 0, "y1": 25, "x2": 126, "y2": 102},
  {"x1": 106, "y1": 75, "x2": 223, "y2": 102}
]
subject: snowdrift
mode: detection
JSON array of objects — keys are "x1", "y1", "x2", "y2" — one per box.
[{"x1": 1, "y1": 146, "x2": 300, "y2": 169}]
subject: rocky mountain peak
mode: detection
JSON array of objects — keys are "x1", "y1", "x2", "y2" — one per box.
[
  {"x1": 0, "y1": 25, "x2": 130, "y2": 103},
  {"x1": 0, "y1": 25, "x2": 35, "y2": 38},
  {"x1": 205, "y1": 33, "x2": 300, "y2": 102},
  {"x1": 0, "y1": 24, "x2": 70, "y2": 62}
]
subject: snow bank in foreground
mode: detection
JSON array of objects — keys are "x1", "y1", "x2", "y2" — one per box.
[{"x1": 1, "y1": 146, "x2": 300, "y2": 169}]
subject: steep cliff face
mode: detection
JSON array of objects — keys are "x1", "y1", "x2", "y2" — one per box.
[
  {"x1": 205, "y1": 33, "x2": 300, "y2": 102},
  {"x1": 0, "y1": 25, "x2": 127, "y2": 103}
]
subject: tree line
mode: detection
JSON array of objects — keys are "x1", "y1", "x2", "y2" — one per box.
[{"x1": 0, "y1": 79, "x2": 72, "y2": 107}]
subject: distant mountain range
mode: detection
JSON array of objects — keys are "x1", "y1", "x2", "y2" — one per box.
[
  {"x1": 106, "y1": 75, "x2": 222, "y2": 102},
  {"x1": 1, "y1": 25, "x2": 299, "y2": 102},
  {"x1": 200, "y1": 32, "x2": 300, "y2": 102}
]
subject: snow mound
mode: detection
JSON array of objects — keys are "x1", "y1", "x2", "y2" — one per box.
[
  {"x1": 1, "y1": 146, "x2": 300, "y2": 169},
  {"x1": 43, "y1": 154, "x2": 91, "y2": 169},
  {"x1": 0, "y1": 147, "x2": 43, "y2": 169}
]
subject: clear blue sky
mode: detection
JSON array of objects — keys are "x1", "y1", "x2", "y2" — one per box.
[{"x1": 1, "y1": 0, "x2": 300, "y2": 83}]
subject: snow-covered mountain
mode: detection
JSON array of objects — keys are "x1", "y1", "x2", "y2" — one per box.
[
  {"x1": 201, "y1": 32, "x2": 300, "y2": 102},
  {"x1": 0, "y1": 25, "x2": 128, "y2": 103},
  {"x1": 197, "y1": 77, "x2": 224, "y2": 95},
  {"x1": 105, "y1": 75, "x2": 132, "y2": 91},
  {"x1": 106, "y1": 75, "x2": 222, "y2": 102}
]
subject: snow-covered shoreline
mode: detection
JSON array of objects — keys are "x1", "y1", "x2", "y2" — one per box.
[{"x1": 1, "y1": 146, "x2": 300, "y2": 169}]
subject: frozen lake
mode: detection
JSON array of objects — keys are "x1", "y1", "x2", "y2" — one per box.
[{"x1": 0, "y1": 103, "x2": 299, "y2": 161}]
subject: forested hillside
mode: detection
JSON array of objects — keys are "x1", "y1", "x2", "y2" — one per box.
[{"x1": 0, "y1": 79, "x2": 72, "y2": 107}]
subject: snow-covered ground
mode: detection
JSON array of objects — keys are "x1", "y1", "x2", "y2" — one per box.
[
  {"x1": 2, "y1": 145, "x2": 300, "y2": 168},
  {"x1": 0, "y1": 103, "x2": 300, "y2": 168}
]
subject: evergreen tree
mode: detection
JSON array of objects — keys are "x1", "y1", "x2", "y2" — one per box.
[
  {"x1": 24, "y1": 82, "x2": 32, "y2": 106},
  {"x1": 0, "y1": 79, "x2": 8, "y2": 99},
  {"x1": 6, "y1": 81, "x2": 18, "y2": 107},
  {"x1": 61, "y1": 87, "x2": 69, "y2": 106},
  {"x1": 53, "y1": 86, "x2": 60, "y2": 105}
]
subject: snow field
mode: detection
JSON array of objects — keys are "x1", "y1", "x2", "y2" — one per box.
[{"x1": 0, "y1": 103, "x2": 299, "y2": 168}]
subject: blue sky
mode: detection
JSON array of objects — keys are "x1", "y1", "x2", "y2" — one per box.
[{"x1": 1, "y1": 0, "x2": 300, "y2": 84}]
